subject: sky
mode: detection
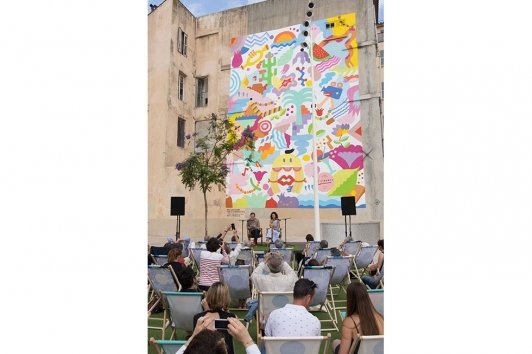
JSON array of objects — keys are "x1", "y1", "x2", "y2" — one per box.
[{"x1": 148, "y1": 0, "x2": 266, "y2": 16}]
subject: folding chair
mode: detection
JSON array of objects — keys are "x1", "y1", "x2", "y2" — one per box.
[
  {"x1": 188, "y1": 247, "x2": 204, "y2": 271},
  {"x1": 343, "y1": 240, "x2": 361, "y2": 257},
  {"x1": 256, "y1": 291, "x2": 293, "y2": 347},
  {"x1": 350, "y1": 335, "x2": 384, "y2": 354},
  {"x1": 302, "y1": 265, "x2": 338, "y2": 331},
  {"x1": 367, "y1": 289, "x2": 384, "y2": 316},
  {"x1": 149, "y1": 338, "x2": 186, "y2": 354},
  {"x1": 259, "y1": 333, "x2": 331, "y2": 354},
  {"x1": 271, "y1": 248, "x2": 294, "y2": 269},
  {"x1": 163, "y1": 292, "x2": 204, "y2": 340},
  {"x1": 151, "y1": 254, "x2": 168, "y2": 266},
  {"x1": 238, "y1": 248, "x2": 254, "y2": 267},
  {"x1": 307, "y1": 241, "x2": 322, "y2": 258},
  {"x1": 147, "y1": 266, "x2": 180, "y2": 339},
  {"x1": 218, "y1": 265, "x2": 253, "y2": 311},
  {"x1": 324, "y1": 256, "x2": 353, "y2": 323},
  {"x1": 350, "y1": 245, "x2": 378, "y2": 282},
  {"x1": 314, "y1": 248, "x2": 333, "y2": 264},
  {"x1": 247, "y1": 227, "x2": 263, "y2": 245},
  {"x1": 180, "y1": 238, "x2": 190, "y2": 258},
  {"x1": 227, "y1": 241, "x2": 237, "y2": 251}
]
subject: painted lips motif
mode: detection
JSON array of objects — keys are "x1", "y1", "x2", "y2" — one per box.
[{"x1": 277, "y1": 175, "x2": 295, "y2": 186}]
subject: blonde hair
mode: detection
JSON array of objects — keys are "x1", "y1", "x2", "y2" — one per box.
[{"x1": 206, "y1": 282, "x2": 231, "y2": 311}]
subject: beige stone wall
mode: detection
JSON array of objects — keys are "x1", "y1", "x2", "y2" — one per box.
[{"x1": 148, "y1": 0, "x2": 384, "y2": 243}]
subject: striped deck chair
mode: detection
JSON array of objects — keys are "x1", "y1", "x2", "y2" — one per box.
[
  {"x1": 324, "y1": 256, "x2": 353, "y2": 323},
  {"x1": 188, "y1": 247, "x2": 204, "y2": 271},
  {"x1": 343, "y1": 240, "x2": 361, "y2": 257},
  {"x1": 351, "y1": 245, "x2": 378, "y2": 282},
  {"x1": 350, "y1": 335, "x2": 384, "y2": 354},
  {"x1": 314, "y1": 248, "x2": 333, "y2": 264},
  {"x1": 163, "y1": 292, "x2": 204, "y2": 340},
  {"x1": 147, "y1": 265, "x2": 179, "y2": 339},
  {"x1": 256, "y1": 291, "x2": 293, "y2": 347},
  {"x1": 218, "y1": 265, "x2": 253, "y2": 311},
  {"x1": 302, "y1": 265, "x2": 338, "y2": 331},
  {"x1": 367, "y1": 289, "x2": 384, "y2": 316},
  {"x1": 259, "y1": 333, "x2": 331, "y2": 354},
  {"x1": 149, "y1": 338, "x2": 186, "y2": 354}
]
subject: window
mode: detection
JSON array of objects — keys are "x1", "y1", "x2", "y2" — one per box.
[
  {"x1": 379, "y1": 50, "x2": 384, "y2": 66},
  {"x1": 196, "y1": 77, "x2": 208, "y2": 107},
  {"x1": 177, "y1": 118, "x2": 185, "y2": 148},
  {"x1": 378, "y1": 31, "x2": 384, "y2": 43},
  {"x1": 381, "y1": 82, "x2": 384, "y2": 99},
  {"x1": 178, "y1": 73, "x2": 184, "y2": 101},
  {"x1": 178, "y1": 28, "x2": 187, "y2": 57}
]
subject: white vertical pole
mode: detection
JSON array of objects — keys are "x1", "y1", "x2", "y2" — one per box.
[{"x1": 308, "y1": 22, "x2": 320, "y2": 241}]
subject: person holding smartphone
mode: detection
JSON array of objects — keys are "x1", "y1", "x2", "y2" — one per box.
[{"x1": 193, "y1": 282, "x2": 237, "y2": 354}]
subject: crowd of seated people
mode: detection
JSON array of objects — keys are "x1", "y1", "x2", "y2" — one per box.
[{"x1": 149, "y1": 230, "x2": 385, "y2": 354}]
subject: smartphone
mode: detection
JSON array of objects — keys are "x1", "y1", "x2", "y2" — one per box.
[
  {"x1": 231, "y1": 223, "x2": 235, "y2": 230},
  {"x1": 213, "y1": 319, "x2": 229, "y2": 330}
]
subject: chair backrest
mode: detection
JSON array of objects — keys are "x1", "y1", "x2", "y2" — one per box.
[
  {"x1": 238, "y1": 248, "x2": 254, "y2": 266},
  {"x1": 357, "y1": 335, "x2": 384, "y2": 354},
  {"x1": 258, "y1": 291, "x2": 293, "y2": 328},
  {"x1": 367, "y1": 289, "x2": 384, "y2": 316},
  {"x1": 152, "y1": 255, "x2": 168, "y2": 266},
  {"x1": 302, "y1": 266, "x2": 336, "y2": 307},
  {"x1": 261, "y1": 334, "x2": 331, "y2": 354},
  {"x1": 344, "y1": 241, "x2": 361, "y2": 257},
  {"x1": 325, "y1": 256, "x2": 352, "y2": 285},
  {"x1": 355, "y1": 246, "x2": 377, "y2": 268},
  {"x1": 149, "y1": 338, "x2": 187, "y2": 354},
  {"x1": 314, "y1": 248, "x2": 333, "y2": 264},
  {"x1": 163, "y1": 292, "x2": 203, "y2": 332},
  {"x1": 197, "y1": 241, "x2": 207, "y2": 248},
  {"x1": 180, "y1": 238, "x2": 190, "y2": 257},
  {"x1": 307, "y1": 241, "x2": 322, "y2": 258},
  {"x1": 269, "y1": 242, "x2": 276, "y2": 250},
  {"x1": 218, "y1": 265, "x2": 252, "y2": 300},
  {"x1": 271, "y1": 248, "x2": 293, "y2": 265},
  {"x1": 189, "y1": 248, "x2": 204, "y2": 270},
  {"x1": 148, "y1": 266, "x2": 178, "y2": 294},
  {"x1": 227, "y1": 242, "x2": 237, "y2": 251}
]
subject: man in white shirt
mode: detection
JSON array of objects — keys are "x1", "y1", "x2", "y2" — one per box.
[
  {"x1": 264, "y1": 278, "x2": 321, "y2": 336},
  {"x1": 251, "y1": 250, "x2": 297, "y2": 292}
]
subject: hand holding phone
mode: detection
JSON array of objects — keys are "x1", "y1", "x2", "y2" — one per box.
[{"x1": 231, "y1": 223, "x2": 236, "y2": 230}]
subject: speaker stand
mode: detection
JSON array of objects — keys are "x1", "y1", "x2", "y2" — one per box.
[
  {"x1": 348, "y1": 215, "x2": 352, "y2": 240},
  {"x1": 175, "y1": 215, "x2": 181, "y2": 240}
]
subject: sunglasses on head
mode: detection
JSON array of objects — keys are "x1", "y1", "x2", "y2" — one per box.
[{"x1": 306, "y1": 280, "x2": 318, "y2": 296}]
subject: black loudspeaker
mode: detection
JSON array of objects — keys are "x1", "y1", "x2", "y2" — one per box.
[
  {"x1": 170, "y1": 197, "x2": 185, "y2": 216},
  {"x1": 341, "y1": 196, "x2": 356, "y2": 215}
]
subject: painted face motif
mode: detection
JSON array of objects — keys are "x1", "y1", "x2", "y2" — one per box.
[{"x1": 268, "y1": 152, "x2": 306, "y2": 194}]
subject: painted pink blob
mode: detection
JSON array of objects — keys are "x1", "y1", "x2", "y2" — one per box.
[
  {"x1": 262, "y1": 184, "x2": 269, "y2": 190},
  {"x1": 318, "y1": 172, "x2": 334, "y2": 192}
]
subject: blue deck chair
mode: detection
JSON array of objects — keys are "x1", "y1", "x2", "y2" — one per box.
[
  {"x1": 271, "y1": 248, "x2": 294, "y2": 268},
  {"x1": 343, "y1": 240, "x2": 361, "y2": 257},
  {"x1": 180, "y1": 238, "x2": 190, "y2": 258},
  {"x1": 238, "y1": 248, "x2": 254, "y2": 266},
  {"x1": 256, "y1": 291, "x2": 293, "y2": 347},
  {"x1": 218, "y1": 265, "x2": 253, "y2": 310},
  {"x1": 189, "y1": 247, "x2": 204, "y2": 271},
  {"x1": 302, "y1": 265, "x2": 338, "y2": 331},
  {"x1": 307, "y1": 240, "x2": 322, "y2": 258},
  {"x1": 367, "y1": 289, "x2": 384, "y2": 316},
  {"x1": 351, "y1": 335, "x2": 384, "y2": 354},
  {"x1": 259, "y1": 333, "x2": 332, "y2": 354},
  {"x1": 314, "y1": 248, "x2": 333, "y2": 264},
  {"x1": 227, "y1": 241, "x2": 237, "y2": 251},
  {"x1": 151, "y1": 254, "x2": 168, "y2": 266},
  {"x1": 163, "y1": 292, "x2": 204, "y2": 339},
  {"x1": 351, "y1": 245, "x2": 378, "y2": 282},
  {"x1": 149, "y1": 338, "x2": 186, "y2": 354},
  {"x1": 325, "y1": 256, "x2": 353, "y2": 323},
  {"x1": 147, "y1": 266, "x2": 179, "y2": 339}
]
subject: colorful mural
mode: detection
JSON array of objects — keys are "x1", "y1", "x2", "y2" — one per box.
[{"x1": 226, "y1": 13, "x2": 365, "y2": 209}]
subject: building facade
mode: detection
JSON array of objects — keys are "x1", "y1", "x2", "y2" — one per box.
[{"x1": 148, "y1": 0, "x2": 383, "y2": 242}]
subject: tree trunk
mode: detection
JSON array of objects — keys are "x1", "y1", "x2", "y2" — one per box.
[{"x1": 203, "y1": 191, "x2": 208, "y2": 237}]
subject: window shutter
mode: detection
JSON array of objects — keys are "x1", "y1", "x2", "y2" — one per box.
[{"x1": 178, "y1": 28, "x2": 182, "y2": 53}]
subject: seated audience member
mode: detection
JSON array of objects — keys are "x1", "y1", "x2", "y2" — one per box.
[
  {"x1": 176, "y1": 316, "x2": 260, "y2": 354},
  {"x1": 264, "y1": 278, "x2": 321, "y2": 337},
  {"x1": 273, "y1": 238, "x2": 285, "y2": 249},
  {"x1": 161, "y1": 248, "x2": 184, "y2": 279},
  {"x1": 193, "y1": 282, "x2": 237, "y2": 354},
  {"x1": 177, "y1": 267, "x2": 199, "y2": 292},
  {"x1": 223, "y1": 232, "x2": 243, "y2": 265},
  {"x1": 244, "y1": 251, "x2": 298, "y2": 323},
  {"x1": 362, "y1": 239, "x2": 384, "y2": 289},
  {"x1": 332, "y1": 282, "x2": 384, "y2": 354},
  {"x1": 199, "y1": 237, "x2": 229, "y2": 291},
  {"x1": 307, "y1": 258, "x2": 320, "y2": 266},
  {"x1": 295, "y1": 234, "x2": 315, "y2": 264}
]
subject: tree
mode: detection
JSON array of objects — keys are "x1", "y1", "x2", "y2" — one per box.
[{"x1": 175, "y1": 113, "x2": 255, "y2": 237}]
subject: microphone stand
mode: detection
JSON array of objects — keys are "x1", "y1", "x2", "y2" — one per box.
[
  {"x1": 239, "y1": 219, "x2": 247, "y2": 239},
  {"x1": 279, "y1": 218, "x2": 291, "y2": 244}
]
